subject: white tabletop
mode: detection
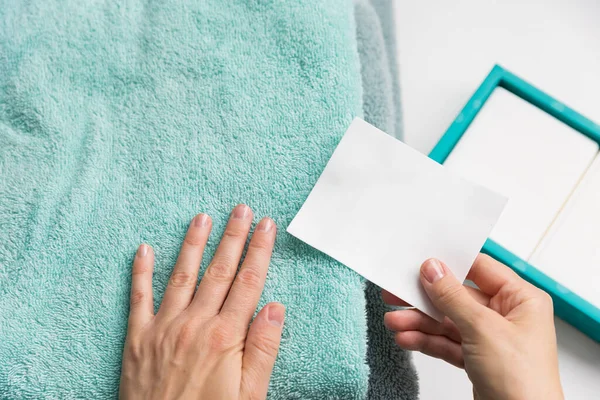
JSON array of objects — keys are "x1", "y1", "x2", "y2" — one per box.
[{"x1": 393, "y1": 1, "x2": 600, "y2": 398}]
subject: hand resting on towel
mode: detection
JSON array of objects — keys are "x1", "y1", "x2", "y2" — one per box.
[{"x1": 119, "y1": 204, "x2": 284, "y2": 400}]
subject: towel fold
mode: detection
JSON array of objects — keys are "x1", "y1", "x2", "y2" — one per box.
[
  {"x1": 0, "y1": 1, "x2": 370, "y2": 398},
  {"x1": 354, "y1": 1, "x2": 418, "y2": 398}
]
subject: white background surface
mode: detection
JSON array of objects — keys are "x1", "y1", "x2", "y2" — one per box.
[
  {"x1": 396, "y1": 0, "x2": 600, "y2": 155},
  {"x1": 393, "y1": 1, "x2": 600, "y2": 398}
]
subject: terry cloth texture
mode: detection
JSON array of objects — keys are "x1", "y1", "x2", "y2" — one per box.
[
  {"x1": 371, "y1": 0, "x2": 405, "y2": 142},
  {"x1": 357, "y1": 0, "x2": 404, "y2": 141},
  {"x1": 0, "y1": 1, "x2": 370, "y2": 398},
  {"x1": 354, "y1": 1, "x2": 419, "y2": 399}
]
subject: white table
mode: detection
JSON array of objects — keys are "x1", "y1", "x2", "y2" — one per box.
[{"x1": 393, "y1": 1, "x2": 600, "y2": 398}]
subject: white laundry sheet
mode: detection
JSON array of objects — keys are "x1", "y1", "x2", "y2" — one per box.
[{"x1": 288, "y1": 118, "x2": 506, "y2": 321}]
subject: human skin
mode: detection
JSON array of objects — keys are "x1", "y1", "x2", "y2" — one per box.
[
  {"x1": 383, "y1": 255, "x2": 564, "y2": 400},
  {"x1": 119, "y1": 205, "x2": 563, "y2": 400},
  {"x1": 119, "y1": 204, "x2": 284, "y2": 400}
]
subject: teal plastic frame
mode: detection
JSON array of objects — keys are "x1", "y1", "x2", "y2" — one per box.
[{"x1": 429, "y1": 65, "x2": 600, "y2": 342}]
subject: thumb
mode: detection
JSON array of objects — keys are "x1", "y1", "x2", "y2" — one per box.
[
  {"x1": 241, "y1": 303, "x2": 285, "y2": 399},
  {"x1": 420, "y1": 258, "x2": 487, "y2": 333}
]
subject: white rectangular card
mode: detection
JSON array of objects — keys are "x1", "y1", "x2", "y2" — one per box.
[{"x1": 287, "y1": 118, "x2": 507, "y2": 321}]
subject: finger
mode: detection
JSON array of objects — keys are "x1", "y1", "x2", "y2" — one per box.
[
  {"x1": 385, "y1": 309, "x2": 462, "y2": 343},
  {"x1": 420, "y1": 258, "x2": 492, "y2": 334},
  {"x1": 220, "y1": 217, "x2": 276, "y2": 326},
  {"x1": 395, "y1": 331, "x2": 464, "y2": 368},
  {"x1": 157, "y1": 214, "x2": 212, "y2": 318},
  {"x1": 128, "y1": 244, "x2": 155, "y2": 332},
  {"x1": 381, "y1": 290, "x2": 411, "y2": 307},
  {"x1": 191, "y1": 204, "x2": 253, "y2": 316},
  {"x1": 383, "y1": 286, "x2": 490, "y2": 307},
  {"x1": 466, "y1": 253, "x2": 520, "y2": 296},
  {"x1": 241, "y1": 303, "x2": 285, "y2": 400}
]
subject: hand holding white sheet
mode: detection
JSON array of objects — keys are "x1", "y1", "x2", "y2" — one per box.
[{"x1": 287, "y1": 118, "x2": 506, "y2": 321}]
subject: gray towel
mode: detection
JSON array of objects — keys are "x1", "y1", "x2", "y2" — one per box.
[{"x1": 355, "y1": 0, "x2": 419, "y2": 398}]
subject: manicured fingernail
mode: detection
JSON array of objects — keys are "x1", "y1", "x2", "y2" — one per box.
[
  {"x1": 232, "y1": 204, "x2": 249, "y2": 219},
  {"x1": 422, "y1": 259, "x2": 445, "y2": 283},
  {"x1": 137, "y1": 244, "x2": 148, "y2": 257},
  {"x1": 257, "y1": 218, "x2": 273, "y2": 232},
  {"x1": 267, "y1": 304, "x2": 285, "y2": 327},
  {"x1": 194, "y1": 214, "x2": 210, "y2": 227}
]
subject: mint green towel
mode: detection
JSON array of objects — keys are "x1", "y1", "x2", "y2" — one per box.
[{"x1": 0, "y1": 1, "x2": 370, "y2": 398}]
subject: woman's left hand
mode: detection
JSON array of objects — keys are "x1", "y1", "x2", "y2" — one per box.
[{"x1": 119, "y1": 204, "x2": 284, "y2": 400}]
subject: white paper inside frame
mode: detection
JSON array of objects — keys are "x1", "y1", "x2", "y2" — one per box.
[
  {"x1": 443, "y1": 87, "x2": 599, "y2": 260},
  {"x1": 530, "y1": 153, "x2": 600, "y2": 309}
]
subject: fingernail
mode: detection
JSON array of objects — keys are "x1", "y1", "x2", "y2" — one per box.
[
  {"x1": 194, "y1": 214, "x2": 210, "y2": 227},
  {"x1": 257, "y1": 218, "x2": 273, "y2": 232},
  {"x1": 232, "y1": 204, "x2": 249, "y2": 219},
  {"x1": 383, "y1": 312, "x2": 391, "y2": 329},
  {"x1": 422, "y1": 259, "x2": 444, "y2": 283},
  {"x1": 267, "y1": 304, "x2": 285, "y2": 327},
  {"x1": 137, "y1": 244, "x2": 148, "y2": 257}
]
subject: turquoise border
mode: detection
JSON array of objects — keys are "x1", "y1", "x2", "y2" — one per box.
[{"x1": 429, "y1": 65, "x2": 600, "y2": 342}]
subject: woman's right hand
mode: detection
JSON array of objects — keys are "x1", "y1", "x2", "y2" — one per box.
[{"x1": 383, "y1": 254, "x2": 564, "y2": 400}]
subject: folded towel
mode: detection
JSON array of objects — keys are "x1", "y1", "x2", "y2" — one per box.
[
  {"x1": 354, "y1": 1, "x2": 419, "y2": 398},
  {"x1": 355, "y1": 0, "x2": 403, "y2": 141},
  {"x1": 368, "y1": 0, "x2": 405, "y2": 142},
  {"x1": 0, "y1": 1, "x2": 370, "y2": 398}
]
